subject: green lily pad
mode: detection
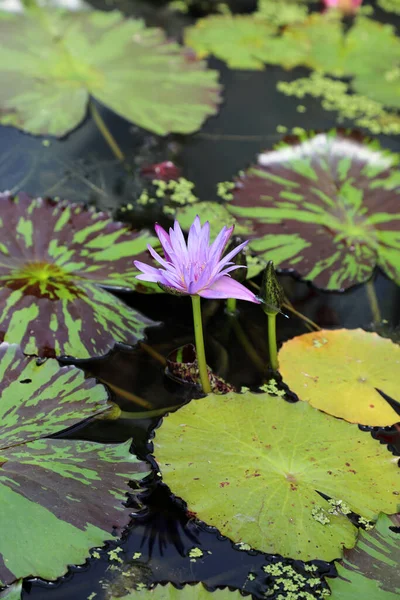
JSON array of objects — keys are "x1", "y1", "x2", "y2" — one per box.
[
  {"x1": 153, "y1": 392, "x2": 400, "y2": 561},
  {"x1": 0, "y1": 342, "x2": 150, "y2": 585},
  {"x1": 184, "y1": 15, "x2": 278, "y2": 70},
  {"x1": 227, "y1": 130, "x2": 400, "y2": 290},
  {"x1": 279, "y1": 329, "x2": 400, "y2": 427},
  {"x1": 0, "y1": 193, "x2": 157, "y2": 358},
  {"x1": 345, "y1": 18, "x2": 400, "y2": 109},
  {"x1": 109, "y1": 583, "x2": 243, "y2": 599},
  {"x1": 328, "y1": 513, "x2": 400, "y2": 599},
  {"x1": 0, "y1": 581, "x2": 22, "y2": 600},
  {"x1": 0, "y1": 8, "x2": 221, "y2": 136}
]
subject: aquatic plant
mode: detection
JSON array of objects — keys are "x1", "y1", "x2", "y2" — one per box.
[
  {"x1": 153, "y1": 390, "x2": 399, "y2": 561},
  {"x1": 226, "y1": 130, "x2": 400, "y2": 290},
  {"x1": 135, "y1": 216, "x2": 259, "y2": 393},
  {"x1": 279, "y1": 329, "x2": 400, "y2": 426},
  {"x1": 0, "y1": 193, "x2": 157, "y2": 358},
  {"x1": 0, "y1": 343, "x2": 150, "y2": 586},
  {"x1": 328, "y1": 513, "x2": 400, "y2": 599},
  {"x1": 259, "y1": 261, "x2": 285, "y2": 371},
  {"x1": 0, "y1": 7, "x2": 221, "y2": 138}
]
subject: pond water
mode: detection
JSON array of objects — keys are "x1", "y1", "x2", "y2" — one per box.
[{"x1": 0, "y1": 0, "x2": 399, "y2": 598}]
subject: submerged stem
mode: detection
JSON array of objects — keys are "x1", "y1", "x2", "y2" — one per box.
[
  {"x1": 366, "y1": 278, "x2": 382, "y2": 324},
  {"x1": 267, "y1": 313, "x2": 279, "y2": 371},
  {"x1": 191, "y1": 295, "x2": 211, "y2": 394},
  {"x1": 89, "y1": 100, "x2": 125, "y2": 162},
  {"x1": 226, "y1": 297, "x2": 237, "y2": 315}
]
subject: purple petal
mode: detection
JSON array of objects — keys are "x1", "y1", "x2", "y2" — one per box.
[
  {"x1": 214, "y1": 239, "x2": 249, "y2": 273},
  {"x1": 134, "y1": 260, "x2": 162, "y2": 282},
  {"x1": 198, "y1": 276, "x2": 260, "y2": 303},
  {"x1": 147, "y1": 244, "x2": 171, "y2": 270},
  {"x1": 208, "y1": 225, "x2": 234, "y2": 263},
  {"x1": 155, "y1": 224, "x2": 173, "y2": 261},
  {"x1": 169, "y1": 220, "x2": 189, "y2": 261},
  {"x1": 187, "y1": 216, "x2": 201, "y2": 262}
]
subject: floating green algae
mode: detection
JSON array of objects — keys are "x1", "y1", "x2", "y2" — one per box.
[{"x1": 277, "y1": 72, "x2": 400, "y2": 135}]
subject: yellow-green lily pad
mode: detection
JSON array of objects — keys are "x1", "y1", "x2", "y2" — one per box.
[
  {"x1": 279, "y1": 329, "x2": 400, "y2": 426},
  {"x1": 153, "y1": 392, "x2": 399, "y2": 561}
]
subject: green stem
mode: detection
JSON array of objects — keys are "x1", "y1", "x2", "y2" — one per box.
[
  {"x1": 226, "y1": 297, "x2": 237, "y2": 315},
  {"x1": 191, "y1": 295, "x2": 211, "y2": 394},
  {"x1": 89, "y1": 100, "x2": 125, "y2": 162},
  {"x1": 366, "y1": 278, "x2": 381, "y2": 324},
  {"x1": 267, "y1": 313, "x2": 279, "y2": 371}
]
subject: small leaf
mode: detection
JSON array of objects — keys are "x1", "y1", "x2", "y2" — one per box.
[
  {"x1": 227, "y1": 130, "x2": 400, "y2": 290},
  {"x1": 0, "y1": 9, "x2": 221, "y2": 136},
  {"x1": 328, "y1": 513, "x2": 400, "y2": 599},
  {"x1": 184, "y1": 15, "x2": 278, "y2": 70},
  {"x1": 153, "y1": 391, "x2": 400, "y2": 561},
  {"x1": 0, "y1": 193, "x2": 157, "y2": 358},
  {"x1": 0, "y1": 343, "x2": 150, "y2": 585},
  {"x1": 279, "y1": 329, "x2": 400, "y2": 427}
]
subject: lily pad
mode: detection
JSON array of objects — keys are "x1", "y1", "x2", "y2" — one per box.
[
  {"x1": 153, "y1": 392, "x2": 400, "y2": 561},
  {"x1": 328, "y1": 513, "x2": 400, "y2": 599},
  {"x1": 0, "y1": 342, "x2": 150, "y2": 585},
  {"x1": 0, "y1": 193, "x2": 157, "y2": 358},
  {"x1": 184, "y1": 15, "x2": 278, "y2": 70},
  {"x1": 0, "y1": 8, "x2": 221, "y2": 136},
  {"x1": 345, "y1": 18, "x2": 400, "y2": 109},
  {"x1": 227, "y1": 130, "x2": 400, "y2": 290},
  {"x1": 109, "y1": 584, "x2": 243, "y2": 599},
  {"x1": 0, "y1": 581, "x2": 22, "y2": 600},
  {"x1": 278, "y1": 329, "x2": 400, "y2": 427}
]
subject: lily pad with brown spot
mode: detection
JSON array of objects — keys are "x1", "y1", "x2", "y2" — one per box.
[
  {"x1": 278, "y1": 329, "x2": 400, "y2": 427},
  {"x1": 227, "y1": 130, "x2": 400, "y2": 290},
  {"x1": 0, "y1": 193, "x2": 157, "y2": 358},
  {"x1": 153, "y1": 391, "x2": 400, "y2": 561},
  {"x1": 0, "y1": 342, "x2": 150, "y2": 586}
]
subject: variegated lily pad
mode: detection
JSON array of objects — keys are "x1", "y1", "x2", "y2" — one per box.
[
  {"x1": 0, "y1": 8, "x2": 221, "y2": 137},
  {"x1": 0, "y1": 193, "x2": 156, "y2": 358},
  {"x1": 227, "y1": 131, "x2": 400, "y2": 290},
  {"x1": 328, "y1": 513, "x2": 400, "y2": 599},
  {"x1": 0, "y1": 581, "x2": 22, "y2": 600},
  {"x1": 0, "y1": 342, "x2": 150, "y2": 585}
]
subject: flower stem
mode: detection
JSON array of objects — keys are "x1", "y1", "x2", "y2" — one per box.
[
  {"x1": 89, "y1": 100, "x2": 125, "y2": 162},
  {"x1": 226, "y1": 297, "x2": 237, "y2": 315},
  {"x1": 366, "y1": 278, "x2": 381, "y2": 324},
  {"x1": 267, "y1": 313, "x2": 279, "y2": 371},
  {"x1": 191, "y1": 295, "x2": 211, "y2": 394}
]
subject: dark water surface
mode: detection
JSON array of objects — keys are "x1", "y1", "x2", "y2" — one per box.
[{"x1": 1, "y1": 0, "x2": 399, "y2": 597}]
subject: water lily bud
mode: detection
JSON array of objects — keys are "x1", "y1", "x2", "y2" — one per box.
[
  {"x1": 224, "y1": 235, "x2": 247, "y2": 283},
  {"x1": 260, "y1": 261, "x2": 284, "y2": 316},
  {"x1": 97, "y1": 402, "x2": 121, "y2": 421}
]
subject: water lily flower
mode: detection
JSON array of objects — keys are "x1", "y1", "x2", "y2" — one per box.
[
  {"x1": 134, "y1": 216, "x2": 260, "y2": 394},
  {"x1": 134, "y1": 216, "x2": 260, "y2": 304}
]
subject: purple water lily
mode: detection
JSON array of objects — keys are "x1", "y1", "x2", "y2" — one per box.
[{"x1": 134, "y1": 216, "x2": 260, "y2": 303}]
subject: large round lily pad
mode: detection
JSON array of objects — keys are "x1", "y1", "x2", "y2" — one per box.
[
  {"x1": 153, "y1": 392, "x2": 400, "y2": 561},
  {"x1": 227, "y1": 131, "x2": 400, "y2": 290},
  {"x1": 328, "y1": 513, "x2": 400, "y2": 599},
  {"x1": 0, "y1": 193, "x2": 156, "y2": 358},
  {"x1": 0, "y1": 342, "x2": 150, "y2": 585},
  {"x1": 109, "y1": 584, "x2": 243, "y2": 599},
  {"x1": 0, "y1": 8, "x2": 221, "y2": 137},
  {"x1": 279, "y1": 329, "x2": 400, "y2": 427}
]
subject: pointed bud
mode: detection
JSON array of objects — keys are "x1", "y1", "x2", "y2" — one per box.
[
  {"x1": 224, "y1": 235, "x2": 247, "y2": 283},
  {"x1": 260, "y1": 261, "x2": 284, "y2": 316}
]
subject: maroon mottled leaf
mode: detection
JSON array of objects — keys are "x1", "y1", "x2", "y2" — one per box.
[
  {"x1": 0, "y1": 192, "x2": 157, "y2": 358},
  {"x1": 227, "y1": 130, "x2": 400, "y2": 290}
]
